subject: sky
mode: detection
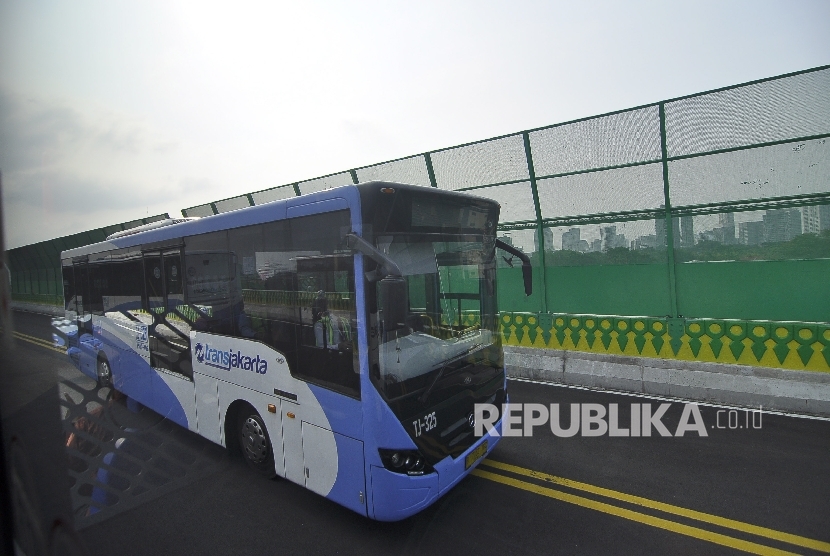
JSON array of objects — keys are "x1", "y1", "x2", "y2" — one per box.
[{"x1": 1, "y1": 0, "x2": 828, "y2": 249}]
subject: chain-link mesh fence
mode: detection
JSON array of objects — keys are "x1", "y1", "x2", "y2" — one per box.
[
  {"x1": 7, "y1": 214, "x2": 169, "y2": 306},
  {"x1": 12, "y1": 66, "x2": 830, "y2": 334}
]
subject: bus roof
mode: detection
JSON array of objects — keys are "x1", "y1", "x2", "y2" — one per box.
[
  {"x1": 61, "y1": 182, "x2": 499, "y2": 259},
  {"x1": 62, "y1": 184, "x2": 362, "y2": 259}
]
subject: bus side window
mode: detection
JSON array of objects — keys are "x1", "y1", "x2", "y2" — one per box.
[
  {"x1": 184, "y1": 231, "x2": 233, "y2": 335},
  {"x1": 289, "y1": 210, "x2": 359, "y2": 398},
  {"x1": 62, "y1": 260, "x2": 76, "y2": 315},
  {"x1": 226, "y1": 220, "x2": 297, "y2": 360},
  {"x1": 87, "y1": 252, "x2": 109, "y2": 316},
  {"x1": 224, "y1": 210, "x2": 359, "y2": 397},
  {"x1": 143, "y1": 253, "x2": 165, "y2": 314},
  {"x1": 72, "y1": 261, "x2": 92, "y2": 333},
  {"x1": 106, "y1": 249, "x2": 144, "y2": 324}
]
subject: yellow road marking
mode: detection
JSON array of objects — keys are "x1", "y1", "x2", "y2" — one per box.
[
  {"x1": 14, "y1": 330, "x2": 54, "y2": 344},
  {"x1": 480, "y1": 460, "x2": 830, "y2": 554},
  {"x1": 14, "y1": 330, "x2": 59, "y2": 348},
  {"x1": 12, "y1": 331, "x2": 67, "y2": 354},
  {"x1": 472, "y1": 468, "x2": 797, "y2": 556}
]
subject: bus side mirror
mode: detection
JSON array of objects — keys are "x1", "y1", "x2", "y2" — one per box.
[
  {"x1": 495, "y1": 238, "x2": 533, "y2": 297},
  {"x1": 379, "y1": 276, "x2": 407, "y2": 331},
  {"x1": 344, "y1": 233, "x2": 402, "y2": 280},
  {"x1": 522, "y1": 264, "x2": 533, "y2": 297}
]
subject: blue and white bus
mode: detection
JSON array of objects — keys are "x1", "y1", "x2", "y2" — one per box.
[{"x1": 55, "y1": 182, "x2": 532, "y2": 520}]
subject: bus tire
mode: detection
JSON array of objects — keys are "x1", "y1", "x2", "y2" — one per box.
[
  {"x1": 237, "y1": 406, "x2": 277, "y2": 479},
  {"x1": 97, "y1": 356, "x2": 112, "y2": 388}
]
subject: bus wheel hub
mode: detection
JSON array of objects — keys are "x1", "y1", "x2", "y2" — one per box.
[{"x1": 242, "y1": 417, "x2": 267, "y2": 463}]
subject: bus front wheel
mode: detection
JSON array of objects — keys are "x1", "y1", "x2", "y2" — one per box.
[
  {"x1": 97, "y1": 356, "x2": 112, "y2": 388},
  {"x1": 237, "y1": 407, "x2": 277, "y2": 479}
]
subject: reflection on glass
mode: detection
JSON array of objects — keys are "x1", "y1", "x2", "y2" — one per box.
[{"x1": 374, "y1": 236, "x2": 497, "y2": 392}]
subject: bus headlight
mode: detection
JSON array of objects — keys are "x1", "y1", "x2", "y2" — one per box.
[{"x1": 379, "y1": 449, "x2": 432, "y2": 476}]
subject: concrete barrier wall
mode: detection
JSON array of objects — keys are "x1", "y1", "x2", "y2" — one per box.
[
  {"x1": 10, "y1": 301, "x2": 64, "y2": 317},
  {"x1": 505, "y1": 345, "x2": 830, "y2": 417}
]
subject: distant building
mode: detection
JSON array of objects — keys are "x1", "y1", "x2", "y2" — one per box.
[
  {"x1": 534, "y1": 227, "x2": 555, "y2": 253},
  {"x1": 698, "y1": 213, "x2": 738, "y2": 245},
  {"x1": 498, "y1": 235, "x2": 513, "y2": 246},
  {"x1": 632, "y1": 234, "x2": 657, "y2": 250},
  {"x1": 601, "y1": 226, "x2": 616, "y2": 251},
  {"x1": 738, "y1": 220, "x2": 765, "y2": 245},
  {"x1": 600, "y1": 226, "x2": 627, "y2": 251},
  {"x1": 655, "y1": 216, "x2": 665, "y2": 248},
  {"x1": 673, "y1": 219, "x2": 680, "y2": 247},
  {"x1": 802, "y1": 204, "x2": 830, "y2": 234},
  {"x1": 655, "y1": 208, "x2": 681, "y2": 248},
  {"x1": 698, "y1": 230, "x2": 718, "y2": 243},
  {"x1": 718, "y1": 213, "x2": 737, "y2": 244},
  {"x1": 590, "y1": 239, "x2": 602, "y2": 252},
  {"x1": 680, "y1": 216, "x2": 695, "y2": 248},
  {"x1": 763, "y1": 209, "x2": 801, "y2": 243},
  {"x1": 561, "y1": 228, "x2": 581, "y2": 252}
]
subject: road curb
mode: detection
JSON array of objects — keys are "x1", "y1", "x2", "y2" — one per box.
[
  {"x1": 11, "y1": 301, "x2": 65, "y2": 317},
  {"x1": 504, "y1": 346, "x2": 830, "y2": 417}
]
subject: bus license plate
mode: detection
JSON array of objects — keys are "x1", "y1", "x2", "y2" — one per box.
[{"x1": 465, "y1": 441, "x2": 488, "y2": 469}]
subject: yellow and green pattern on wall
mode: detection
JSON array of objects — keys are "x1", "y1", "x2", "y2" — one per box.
[{"x1": 499, "y1": 312, "x2": 830, "y2": 373}]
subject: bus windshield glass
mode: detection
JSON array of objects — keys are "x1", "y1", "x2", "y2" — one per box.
[{"x1": 373, "y1": 233, "x2": 499, "y2": 400}]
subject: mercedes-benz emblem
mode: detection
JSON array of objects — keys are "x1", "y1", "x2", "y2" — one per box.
[
  {"x1": 463, "y1": 375, "x2": 472, "y2": 385},
  {"x1": 468, "y1": 412, "x2": 475, "y2": 429}
]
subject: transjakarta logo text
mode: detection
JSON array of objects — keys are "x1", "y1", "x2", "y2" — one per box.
[{"x1": 194, "y1": 342, "x2": 267, "y2": 374}]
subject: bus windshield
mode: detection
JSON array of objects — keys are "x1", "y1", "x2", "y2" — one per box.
[{"x1": 372, "y1": 233, "x2": 499, "y2": 400}]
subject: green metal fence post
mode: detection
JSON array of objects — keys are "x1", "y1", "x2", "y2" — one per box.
[
  {"x1": 45, "y1": 242, "x2": 61, "y2": 298},
  {"x1": 21, "y1": 248, "x2": 38, "y2": 295},
  {"x1": 245, "y1": 193, "x2": 255, "y2": 206},
  {"x1": 424, "y1": 153, "x2": 438, "y2": 188},
  {"x1": 349, "y1": 170, "x2": 359, "y2": 184},
  {"x1": 34, "y1": 243, "x2": 51, "y2": 296},
  {"x1": 522, "y1": 131, "x2": 548, "y2": 314},
  {"x1": 659, "y1": 103, "x2": 679, "y2": 318},
  {"x1": 209, "y1": 203, "x2": 219, "y2": 215},
  {"x1": 292, "y1": 183, "x2": 301, "y2": 196},
  {"x1": 6, "y1": 250, "x2": 18, "y2": 294}
]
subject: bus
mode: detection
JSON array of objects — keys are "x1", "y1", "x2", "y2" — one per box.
[{"x1": 54, "y1": 181, "x2": 532, "y2": 520}]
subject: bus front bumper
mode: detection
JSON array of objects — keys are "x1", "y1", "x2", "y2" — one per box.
[{"x1": 369, "y1": 414, "x2": 504, "y2": 521}]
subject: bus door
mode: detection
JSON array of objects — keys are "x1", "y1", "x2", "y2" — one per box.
[
  {"x1": 292, "y1": 254, "x2": 365, "y2": 513},
  {"x1": 71, "y1": 258, "x2": 92, "y2": 335},
  {"x1": 295, "y1": 255, "x2": 358, "y2": 390},
  {"x1": 67, "y1": 257, "x2": 99, "y2": 377},
  {"x1": 143, "y1": 249, "x2": 192, "y2": 377}
]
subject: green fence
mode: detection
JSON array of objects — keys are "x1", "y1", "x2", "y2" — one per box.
[
  {"x1": 181, "y1": 66, "x2": 829, "y2": 323},
  {"x1": 9, "y1": 65, "x2": 830, "y2": 372},
  {"x1": 7, "y1": 214, "x2": 170, "y2": 304}
]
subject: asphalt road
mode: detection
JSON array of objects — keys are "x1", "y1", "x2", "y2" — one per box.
[{"x1": 4, "y1": 310, "x2": 830, "y2": 555}]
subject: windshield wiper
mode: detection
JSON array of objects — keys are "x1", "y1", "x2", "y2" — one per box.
[
  {"x1": 418, "y1": 344, "x2": 481, "y2": 405},
  {"x1": 419, "y1": 365, "x2": 447, "y2": 406}
]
